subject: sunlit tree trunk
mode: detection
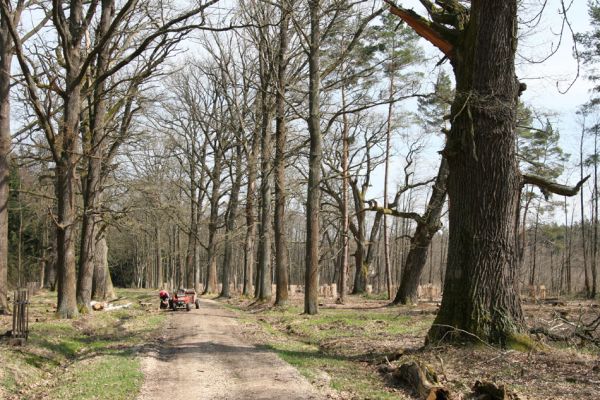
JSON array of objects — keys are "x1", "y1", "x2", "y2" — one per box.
[
  {"x1": 274, "y1": 0, "x2": 291, "y2": 306},
  {"x1": 305, "y1": 0, "x2": 322, "y2": 314}
]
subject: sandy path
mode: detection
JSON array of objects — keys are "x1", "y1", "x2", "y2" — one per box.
[{"x1": 138, "y1": 299, "x2": 321, "y2": 400}]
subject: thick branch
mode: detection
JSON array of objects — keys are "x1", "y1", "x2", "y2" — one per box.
[
  {"x1": 522, "y1": 174, "x2": 590, "y2": 200},
  {"x1": 365, "y1": 200, "x2": 423, "y2": 223},
  {"x1": 384, "y1": 0, "x2": 455, "y2": 58},
  {"x1": 370, "y1": 207, "x2": 423, "y2": 223}
]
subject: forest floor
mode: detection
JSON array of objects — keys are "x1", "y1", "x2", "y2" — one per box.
[
  {"x1": 223, "y1": 294, "x2": 600, "y2": 400},
  {"x1": 1, "y1": 290, "x2": 599, "y2": 399}
]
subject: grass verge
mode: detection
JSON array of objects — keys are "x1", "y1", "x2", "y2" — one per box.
[
  {"x1": 0, "y1": 289, "x2": 165, "y2": 400},
  {"x1": 226, "y1": 298, "x2": 435, "y2": 399}
]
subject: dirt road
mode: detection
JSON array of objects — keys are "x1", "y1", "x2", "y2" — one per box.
[{"x1": 137, "y1": 299, "x2": 321, "y2": 400}]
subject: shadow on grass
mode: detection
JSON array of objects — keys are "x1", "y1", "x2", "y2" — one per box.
[{"x1": 258, "y1": 342, "x2": 354, "y2": 362}]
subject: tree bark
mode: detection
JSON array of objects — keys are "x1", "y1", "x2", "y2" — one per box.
[
  {"x1": 156, "y1": 224, "x2": 163, "y2": 289},
  {"x1": 203, "y1": 146, "x2": 222, "y2": 295},
  {"x1": 432, "y1": 1, "x2": 524, "y2": 343},
  {"x1": 388, "y1": 0, "x2": 526, "y2": 343},
  {"x1": 581, "y1": 122, "x2": 590, "y2": 296},
  {"x1": 185, "y1": 180, "x2": 197, "y2": 289},
  {"x1": 592, "y1": 127, "x2": 598, "y2": 298},
  {"x1": 351, "y1": 181, "x2": 367, "y2": 294},
  {"x1": 274, "y1": 0, "x2": 291, "y2": 306},
  {"x1": 0, "y1": 15, "x2": 11, "y2": 314},
  {"x1": 56, "y1": 5, "x2": 85, "y2": 315},
  {"x1": 243, "y1": 124, "x2": 259, "y2": 296},
  {"x1": 338, "y1": 88, "x2": 350, "y2": 304},
  {"x1": 305, "y1": 0, "x2": 321, "y2": 315},
  {"x1": 92, "y1": 234, "x2": 115, "y2": 300},
  {"x1": 257, "y1": 99, "x2": 273, "y2": 301},
  {"x1": 77, "y1": 0, "x2": 115, "y2": 312},
  {"x1": 220, "y1": 144, "x2": 242, "y2": 298}
]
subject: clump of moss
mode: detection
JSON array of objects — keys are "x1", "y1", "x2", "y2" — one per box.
[{"x1": 506, "y1": 333, "x2": 542, "y2": 352}]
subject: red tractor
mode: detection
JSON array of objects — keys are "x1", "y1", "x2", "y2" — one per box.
[{"x1": 169, "y1": 288, "x2": 200, "y2": 311}]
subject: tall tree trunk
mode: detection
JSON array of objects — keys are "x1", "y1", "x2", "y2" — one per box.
[
  {"x1": 383, "y1": 51, "x2": 395, "y2": 301},
  {"x1": 351, "y1": 181, "x2": 367, "y2": 294},
  {"x1": 243, "y1": 129, "x2": 259, "y2": 296},
  {"x1": 203, "y1": 144, "x2": 222, "y2": 294},
  {"x1": 393, "y1": 158, "x2": 449, "y2": 305},
  {"x1": 529, "y1": 207, "x2": 540, "y2": 287},
  {"x1": 185, "y1": 184, "x2": 197, "y2": 289},
  {"x1": 257, "y1": 102, "x2": 273, "y2": 301},
  {"x1": 414, "y1": 0, "x2": 526, "y2": 343},
  {"x1": 593, "y1": 128, "x2": 598, "y2": 298},
  {"x1": 274, "y1": 0, "x2": 291, "y2": 306},
  {"x1": 365, "y1": 211, "x2": 384, "y2": 276},
  {"x1": 305, "y1": 0, "x2": 321, "y2": 314},
  {"x1": 581, "y1": 123, "x2": 590, "y2": 296},
  {"x1": 0, "y1": 21, "x2": 11, "y2": 314},
  {"x1": 55, "y1": 154, "x2": 79, "y2": 319},
  {"x1": 46, "y1": 230, "x2": 58, "y2": 291},
  {"x1": 156, "y1": 225, "x2": 163, "y2": 289},
  {"x1": 53, "y1": 0, "x2": 86, "y2": 318},
  {"x1": 76, "y1": 0, "x2": 114, "y2": 313},
  {"x1": 220, "y1": 145, "x2": 242, "y2": 298},
  {"x1": 92, "y1": 234, "x2": 115, "y2": 300},
  {"x1": 338, "y1": 89, "x2": 350, "y2": 304}
]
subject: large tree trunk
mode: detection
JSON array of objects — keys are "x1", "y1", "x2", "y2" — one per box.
[
  {"x1": 54, "y1": 0, "x2": 86, "y2": 318},
  {"x1": 76, "y1": 0, "x2": 114, "y2": 313},
  {"x1": 427, "y1": 0, "x2": 525, "y2": 344},
  {"x1": 305, "y1": 0, "x2": 321, "y2": 315},
  {"x1": 56, "y1": 155, "x2": 79, "y2": 318},
  {"x1": 393, "y1": 158, "x2": 449, "y2": 305},
  {"x1": 0, "y1": 26, "x2": 11, "y2": 314},
  {"x1": 351, "y1": 182, "x2": 367, "y2": 294},
  {"x1": 92, "y1": 234, "x2": 115, "y2": 300},
  {"x1": 274, "y1": 0, "x2": 291, "y2": 306},
  {"x1": 186, "y1": 142, "x2": 207, "y2": 290},
  {"x1": 256, "y1": 15, "x2": 274, "y2": 302}
]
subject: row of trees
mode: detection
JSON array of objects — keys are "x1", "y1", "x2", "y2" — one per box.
[{"x1": 1, "y1": 0, "x2": 599, "y2": 344}]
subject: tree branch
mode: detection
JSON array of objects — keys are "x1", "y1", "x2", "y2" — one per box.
[
  {"x1": 522, "y1": 174, "x2": 590, "y2": 200},
  {"x1": 384, "y1": 0, "x2": 456, "y2": 58}
]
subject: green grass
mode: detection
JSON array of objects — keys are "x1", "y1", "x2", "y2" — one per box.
[
  {"x1": 0, "y1": 289, "x2": 165, "y2": 400},
  {"x1": 260, "y1": 340, "x2": 400, "y2": 400},
  {"x1": 47, "y1": 354, "x2": 143, "y2": 400}
]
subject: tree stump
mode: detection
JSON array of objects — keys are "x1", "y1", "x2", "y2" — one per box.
[
  {"x1": 471, "y1": 380, "x2": 520, "y2": 400},
  {"x1": 392, "y1": 361, "x2": 450, "y2": 399}
]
